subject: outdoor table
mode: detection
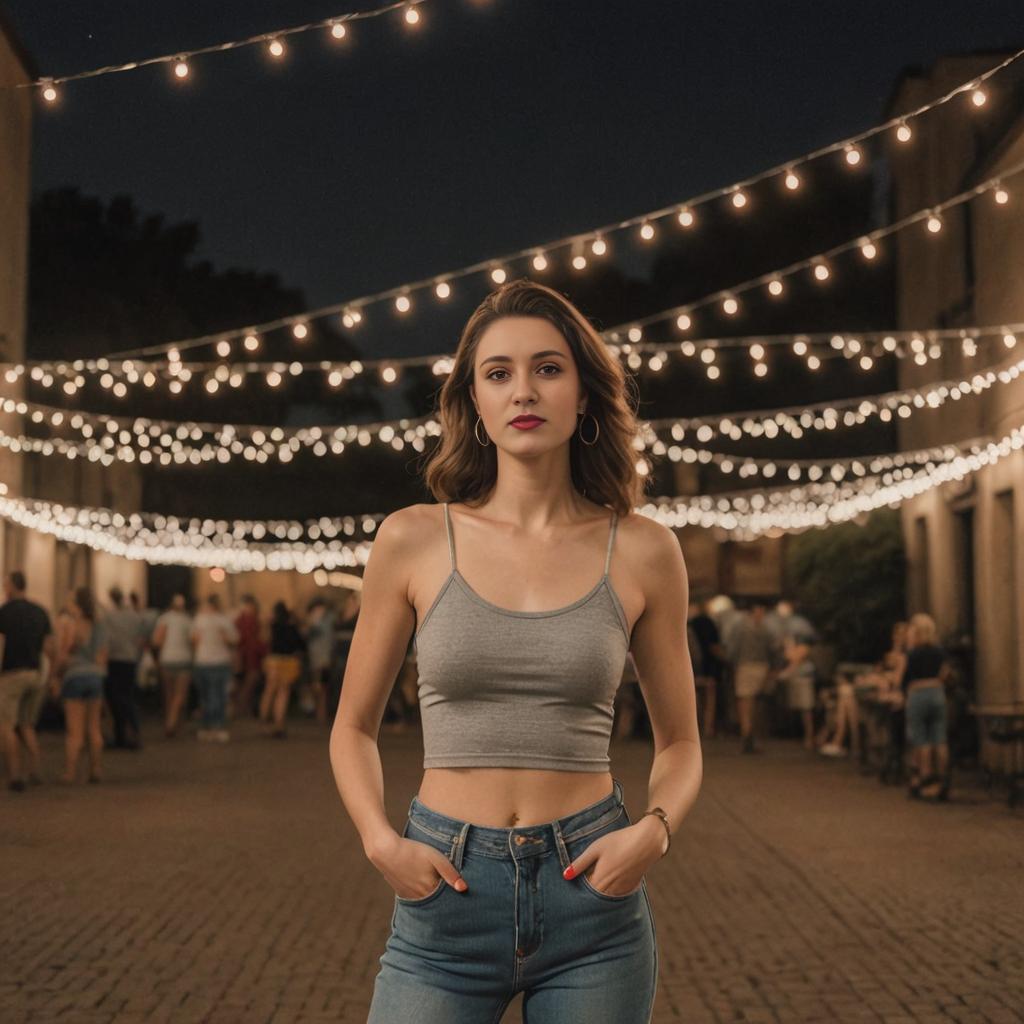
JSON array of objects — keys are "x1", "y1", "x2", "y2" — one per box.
[{"x1": 968, "y1": 703, "x2": 1024, "y2": 809}]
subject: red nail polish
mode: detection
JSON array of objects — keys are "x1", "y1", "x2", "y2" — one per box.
[{"x1": 563, "y1": 865, "x2": 575, "y2": 880}]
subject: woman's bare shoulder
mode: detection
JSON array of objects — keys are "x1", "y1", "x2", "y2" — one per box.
[{"x1": 618, "y1": 510, "x2": 682, "y2": 566}]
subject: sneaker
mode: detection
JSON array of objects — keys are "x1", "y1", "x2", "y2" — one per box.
[
  {"x1": 820, "y1": 743, "x2": 846, "y2": 757},
  {"x1": 213, "y1": 729, "x2": 231, "y2": 743}
]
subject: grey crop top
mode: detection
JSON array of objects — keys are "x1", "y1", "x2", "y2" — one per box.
[{"x1": 412, "y1": 503, "x2": 632, "y2": 772}]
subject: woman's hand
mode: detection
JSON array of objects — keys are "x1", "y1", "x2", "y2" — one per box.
[
  {"x1": 367, "y1": 833, "x2": 468, "y2": 900},
  {"x1": 563, "y1": 817, "x2": 665, "y2": 896}
]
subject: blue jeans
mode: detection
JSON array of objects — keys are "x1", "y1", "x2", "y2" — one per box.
[
  {"x1": 905, "y1": 685, "x2": 947, "y2": 748},
  {"x1": 367, "y1": 777, "x2": 658, "y2": 1023},
  {"x1": 193, "y1": 664, "x2": 230, "y2": 729}
]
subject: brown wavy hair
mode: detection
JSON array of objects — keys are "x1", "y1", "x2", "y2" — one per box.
[{"x1": 421, "y1": 278, "x2": 651, "y2": 517}]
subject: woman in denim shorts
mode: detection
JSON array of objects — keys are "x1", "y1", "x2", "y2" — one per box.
[{"x1": 330, "y1": 283, "x2": 703, "y2": 1023}]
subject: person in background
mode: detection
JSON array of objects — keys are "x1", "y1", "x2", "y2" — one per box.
[
  {"x1": 688, "y1": 595, "x2": 725, "y2": 739},
  {"x1": 190, "y1": 594, "x2": 239, "y2": 743},
  {"x1": 725, "y1": 599, "x2": 779, "y2": 755},
  {"x1": 232, "y1": 595, "x2": 265, "y2": 720},
  {"x1": 152, "y1": 593, "x2": 193, "y2": 738},
  {"x1": 103, "y1": 586, "x2": 145, "y2": 750},
  {"x1": 304, "y1": 597, "x2": 337, "y2": 726},
  {"x1": 260, "y1": 600, "x2": 306, "y2": 739},
  {"x1": 819, "y1": 621, "x2": 907, "y2": 756},
  {"x1": 775, "y1": 625, "x2": 818, "y2": 752},
  {"x1": 0, "y1": 571, "x2": 55, "y2": 791},
  {"x1": 52, "y1": 588, "x2": 108, "y2": 784},
  {"x1": 900, "y1": 612, "x2": 951, "y2": 801}
]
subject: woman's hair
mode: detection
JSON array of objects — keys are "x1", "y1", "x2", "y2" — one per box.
[
  {"x1": 73, "y1": 587, "x2": 95, "y2": 622},
  {"x1": 907, "y1": 612, "x2": 937, "y2": 646},
  {"x1": 272, "y1": 600, "x2": 290, "y2": 625},
  {"x1": 421, "y1": 278, "x2": 652, "y2": 517}
]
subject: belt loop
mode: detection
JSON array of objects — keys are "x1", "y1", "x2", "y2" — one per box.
[
  {"x1": 551, "y1": 819, "x2": 571, "y2": 869},
  {"x1": 451, "y1": 821, "x2": 470, "y2": 870},
  {"x1": 613, "y1": 777, "x2": 624, "y2": 806}
]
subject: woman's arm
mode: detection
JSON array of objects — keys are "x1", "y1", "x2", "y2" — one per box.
[
  {"x1": 329, "y1": 507, "x2": 420, "y2": 861},
  {"x1": 628, "y1": 517, "x2": 703, "y2": 851}
]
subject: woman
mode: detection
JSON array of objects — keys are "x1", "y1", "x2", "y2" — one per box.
[
  {"x1": 304, "y1": 597, "x2": 336, "y2": 726},
  {"x1": 330, "y1": 279, "x2": 701, "y2": 1022},
  {"x1": 152, "y1": 593, "x2": 193, "y2": 737},
  {"x1": 260, "y1": 600, "x2": 305, "y2": 738},
  {"x1": 49, "y1": 588, "x2": 107, "y2": 784},
  {"x1": 900, "y1": 612, "x2": 951, "y2": 801}
]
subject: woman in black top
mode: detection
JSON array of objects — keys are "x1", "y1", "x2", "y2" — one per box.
[
  {"x1": 900, "y1": 612, "x2": 950, "y2": 801},
  {"x1": 259, "y1": 601, "x2": 306, "y2": 738}
]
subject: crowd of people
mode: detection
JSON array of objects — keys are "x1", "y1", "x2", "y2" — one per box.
[
  {"x1": 0, "y1": 568, "x2": 956, "y2": 803},
  {"x1": 0, "y1": 570, "x2": 359, "y2": 790},
  {"x1": 683, "y1": 594, "x2": 955, "y2": 801}
]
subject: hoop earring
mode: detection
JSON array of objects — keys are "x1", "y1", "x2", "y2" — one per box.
[
  {"x1": 576, "y1": 412, "x2": 600, "y2": 446},
  {"x1": 474, "y1": 415, "x2": 491, "y2": 446}
]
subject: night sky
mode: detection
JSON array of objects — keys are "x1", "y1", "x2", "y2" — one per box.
[{"x1": 5, "y1": 0, "x2": 1023, "y2": 359}]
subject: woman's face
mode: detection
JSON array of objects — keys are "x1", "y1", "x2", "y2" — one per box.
[{"x1": 469, "y1": 316, "x2": 586, "y2": 453}]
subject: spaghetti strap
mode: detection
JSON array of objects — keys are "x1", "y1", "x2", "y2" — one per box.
[
  {"x1": 603, "y1": 509, "x2": 617, "y2": 577},
  {"x1": 442, "y1": 502, "x2": 457, "y2": 571}
]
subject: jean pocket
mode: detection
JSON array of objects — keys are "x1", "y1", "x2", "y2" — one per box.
[
  {"x1": 565, "y1": 805, "x2": 645, "y2": 901},
  {"x1": 395, "y1": 816, "x2": 454, "y2": 906}
]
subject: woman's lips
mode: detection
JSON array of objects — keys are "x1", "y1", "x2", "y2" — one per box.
[{"x1": 510, "y1": 418, "x2": 545, "y2": 430}]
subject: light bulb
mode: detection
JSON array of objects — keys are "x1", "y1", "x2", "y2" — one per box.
[
  {"x1": 784, "y1": 168, "x2": 801, "y2": 191},
  {"x1": 490, "y1": 267, "x2": 506, "y2": 284},
  {"x1": 677, "y1": 207, "x2": 695, "y2": 228},
  {"x1": 591, "y1": 236, "x2": 607, "y2": 256},
  {"x1": 532, "y1": 252, "x2": 548, "y2": 271},
  {"x1": 174, "y1": 58, "x2": 189, "y2": 79},
  {"x1": 722, "y1": 296, "x2": 739, "y2": 316},
  {"x1": 994, "y1": 184, "x2": 1009, "y2": 205},
  {"x1": 971, "y1": 85, "x2": 987, "y2": 107},
  {"x1": 768, "y1": 277, "x2": 784, "y2": 297},
  {"x1": 844, "y1": 144, "x2": 862, "y2": 166},
  {"x1": 731, "y1": 188, "x2": 748, "y2": 209},
  {"x1": 405, "y1": 5, "x2": 420, "y2": 25},
  {"x1": 268, "y1": 39, "x2": 285, "y2": 58},
  {"x1": 895, "y1": 120, "x2": 912, "y2": 143},
  {"x1": 216, "y1": 340, "x2": 231, "y2": 358},
  {"x1": 435, "y1": 280, "x2": 451, "y2": 299},
  {"x1": 860, "y1": 238, "x2": 877, "y2": 260},
  {"x1": 639, "y1": 221, "x2": 655, "y2": 241},
  {"x1": 675, "y1": 312, "x2": 692, "y2": 331},
  {"x1": 330, "y1": 21, "x2": 347, "y2": 40},
  {"x1": 292, "y1": 322, "x2": 308, "y2": 339},
  {"x1": 572, "y1": 255, "x2": 587, "y2": 270},
  {"x1": 813, "y1": 261, "x2": 831, "y2": 282},
  {"x1": 41, "y1": 81, "x2": 58, "y2": 103},
  {"x1": 395, "y1": 294, "x2": 411, "y2": 313},
  {"x1": 244, "y1": 334, "x2": 260, "y2": 351},
  {"x1": 926, "y1": 213, "x2": 943, "y2": 233}
]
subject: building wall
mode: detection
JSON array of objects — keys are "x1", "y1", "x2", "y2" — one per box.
[{"x1": 888, "y1": 55, "x2": 1024, "y2": 704}]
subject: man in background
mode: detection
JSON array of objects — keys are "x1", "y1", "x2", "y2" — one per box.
[{"x1": 0, "y1": 571, "x2": 55, "y2": 791}]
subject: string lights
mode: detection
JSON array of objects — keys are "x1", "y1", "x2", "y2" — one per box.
[
  {"x1": 0, "y1": 425, "x2": 1019, "y2": 567},
  {"x1": 24, "y1": 0, "x2": 434, "y2": 104},
  {"x1": 76, "y1": 50, "x2": 1024, "y2": 366},
  {"x1": 3, "y1": 348, "x2": 1022, "y2": 472},
  {"x1": 6, "y1": 322, "x2": 1021, "y2": 402}
]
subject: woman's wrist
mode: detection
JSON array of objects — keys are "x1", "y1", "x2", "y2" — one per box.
[{"x1": 633, "y1": 813, "x2": 669, "y2": 858}]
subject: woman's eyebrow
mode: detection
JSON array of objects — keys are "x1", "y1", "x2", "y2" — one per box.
[{"x1": 480, "y1": 350, "x2": 566, "y2": 366}]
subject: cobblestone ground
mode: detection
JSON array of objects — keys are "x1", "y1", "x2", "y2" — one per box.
[{"x1": 1, "y1": 719, "x2": 1022, "y2": 1024}]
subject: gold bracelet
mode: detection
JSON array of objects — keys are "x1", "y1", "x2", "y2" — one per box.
[{"x1": 640, "y1": 806, "x2": 671, "y2": 856}]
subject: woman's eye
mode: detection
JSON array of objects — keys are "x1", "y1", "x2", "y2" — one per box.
[{"x1": 487, "y1": 365, "x2": 560, "y2": 381}]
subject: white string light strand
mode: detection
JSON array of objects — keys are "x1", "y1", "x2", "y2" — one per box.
[
  {"x1": 22, "y1": 0, "x2": 433, "y2": 101},
  {"x1": 84, "y1": 47, "x2": 1024, "y2": 364},
  {"x1": 7, "y1": 323, "x2": 1021, "y2": 398},
  {"x1": 0, "y1": 425, "x2": 1019, "y2": 566},
  {"x1": 3, "y1": 347, "x2": 1022, "y2": 471}
]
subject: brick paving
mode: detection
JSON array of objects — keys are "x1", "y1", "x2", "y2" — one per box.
[{"x1": 1, "y1": 720, "x2": 1022, "y2": 1024}]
